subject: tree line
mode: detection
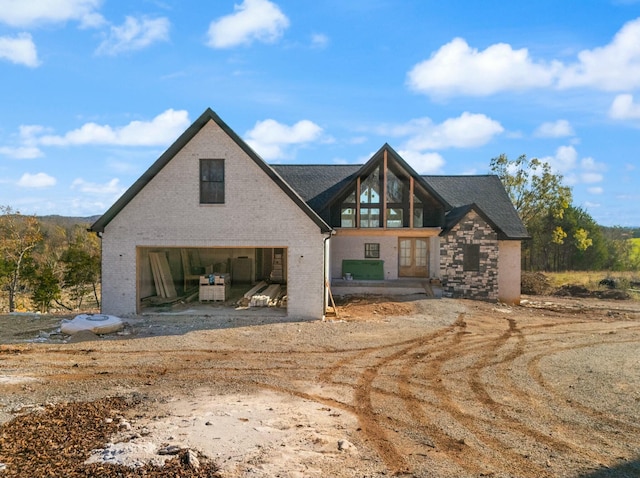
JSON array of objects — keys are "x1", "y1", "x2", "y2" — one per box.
[
  {"x1": 490, "y1": 154, "x2": 640, "y2": 272},
  {"x1": 0, "y1": 206, "x2": 100, "y2": 313}
]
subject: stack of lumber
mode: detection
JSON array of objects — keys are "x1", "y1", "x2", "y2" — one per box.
[
  {"x1": 149, "y1": 252, "x2": 177, "y2": 299},
  {"x1": 249, "y1": 284, "x2": 281, "y2": 307}
]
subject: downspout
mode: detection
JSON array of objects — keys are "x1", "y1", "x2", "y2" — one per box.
[{"x1": 323, "y1": 230, "x2": 336, "y2": 320}]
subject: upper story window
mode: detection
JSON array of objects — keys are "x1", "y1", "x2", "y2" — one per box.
[
  {"x1": 200, "y1": 159, "x2": 224, "y2": 204},
  {"x1": 329, "y1": 152, "x2": 445, "y2": 229}
]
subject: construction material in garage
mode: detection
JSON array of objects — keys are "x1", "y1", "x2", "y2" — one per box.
[
  {"x1": 249, "y1": 284, "x2": 281, "y2": 307},
  {"x1": 269, "y1": 250, "x2": 284, "y2": 283},
  {"x1": 199, "y1": 274, "x2": 230, "y2": 302},
  {"x1": 149, "y1": 252, "x2": 177, "y2": 298}
]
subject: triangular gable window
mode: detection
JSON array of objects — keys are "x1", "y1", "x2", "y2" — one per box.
[{"x1": 331, "y1": 149, "x2": 444, "y2": 229}]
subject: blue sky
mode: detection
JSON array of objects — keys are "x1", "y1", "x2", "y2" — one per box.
[{"x1": 0, "y1": 0, "x2": 639, "y2": 226}]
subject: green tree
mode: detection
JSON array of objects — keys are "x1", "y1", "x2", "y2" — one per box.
[
  {"x1": 31, "y1": 263, "x2": 61, "y2": 313},
  {"x1": 61, "y1": 226, "x2": 101, "y2": 310},
  {"x1": 0, "y1": 206, "x2": 43, "y2": 312},
  {"x1": 490, "y1": 154, "x2": 573, "y2": 271}
]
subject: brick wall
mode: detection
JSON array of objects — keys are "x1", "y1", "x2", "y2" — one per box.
[
  {"x1": 439, "y1": 210, "x2": 499, "y2": 300},
  {"x1": 101, "y1": 119, "x2": 326, "y2": 319}
]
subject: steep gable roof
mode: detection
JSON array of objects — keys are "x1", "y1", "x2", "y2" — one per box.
[
  {"x1": 90, "y1": 108, "x2": 331, "y2": 234},
  {"x1": 275, "y1": 166, "x2": 528, "y2": 240},
  {"x1": 423, "y1": 175, "x2": 529, "y2": 240}
]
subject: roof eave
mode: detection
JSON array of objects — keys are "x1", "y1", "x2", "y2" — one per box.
[{"x1": 90, "y1": 108, "x2": 331, "y2": 234}]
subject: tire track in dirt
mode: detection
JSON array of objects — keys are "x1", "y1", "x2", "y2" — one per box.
[{"x1": 398, "y1": 314, "x2": 555, "y2": 477}]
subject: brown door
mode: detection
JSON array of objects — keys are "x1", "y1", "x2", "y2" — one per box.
[{"x1": 399, "y1": 238, "x2": 429, "y2": 277}]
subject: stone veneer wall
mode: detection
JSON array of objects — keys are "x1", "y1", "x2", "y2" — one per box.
[{"x1": 439, "y1": 210, "x2": 499, "y2": 300}]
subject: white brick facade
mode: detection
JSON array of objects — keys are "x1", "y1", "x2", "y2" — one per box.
[{"x1": 100, "y1": 120, "x2": 327, "y2": 319}]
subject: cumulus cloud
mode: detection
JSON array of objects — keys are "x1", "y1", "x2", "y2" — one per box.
[
  {"x1": 0, "y1": 33, "x2": 39, "y2": 67},
  {"x1": 0, "y1": 145, "x2": 43, "y2": 159},
  {"x1": 407, "y1": 37, "x2": 559, "y2": 97},
  {"x1": 588, "y1": 186, "x2": 604, "y2": 195},
  {"x1": 245, "y1": 118, "x2": 323, "y2": 159},
  {"x1": 558, "y1": 17, "x2": 640, "y2": 90},
  {"x1": 542, "y1": 145, "x2": 578, "y2": 173},
  {"x1": 0, "y1": 0, "x2": 105, "y2": 28},
  {"x1": 402, "y1": 112, "x2": 504, "y2": 150},
  {"x1": 36, "y1": 109, "x2": 190, "y2": 146},
  {"x1": 96, "y1": 16, "x2": 170, "y2": 55},
  {"x1": 71, "y1": 177, "x2": 123, "y2": 195},
  {"x1": 397, "y1": 150, "x2": 445, "y2": 174},
  {"x1": 534, "y1": 119, "x2": 574, "y2": 138},
  {"x1": 540, "y1": 146, "x2": 607, "y2": 188},
  {"x1": 609, "y1": 93, "x2": 640, "y2": 119},
  {"x1": 408, "y1": 17, "x2": 640, "y2": 98},
  {"x1": 206, "y1": 0, "x2": 289, "y2": 49},
  {"x1": 17, "y1": 172, "x2": 56, "y2": 188}
]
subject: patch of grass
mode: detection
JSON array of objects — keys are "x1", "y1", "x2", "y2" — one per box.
[{"x1": 545, "y1": 271, "x2": 640, "y2": 299}]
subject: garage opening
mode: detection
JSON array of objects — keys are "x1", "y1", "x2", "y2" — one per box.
[{"x1": 137, "y1": 247, "x2": 287, "y2": 313}]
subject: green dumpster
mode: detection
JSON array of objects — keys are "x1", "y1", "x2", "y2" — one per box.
[{"x1": 342, "y1": 260, "x2": 384, "y2": 280}]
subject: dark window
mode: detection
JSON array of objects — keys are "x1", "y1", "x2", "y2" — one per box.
[
  {"x1": 365, "y1": 243, "x2": 380, "y2": 258},
  {"x1": 463, "y1": 244, "x2": 480, "y2": 271},
  {"x1": 200, "y1": 159, "x2": 224, "y2": 204}
]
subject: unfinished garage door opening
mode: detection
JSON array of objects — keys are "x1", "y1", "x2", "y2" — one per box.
[{"x1": 137, "y1": 247, "x2": 288, "y2": 313}]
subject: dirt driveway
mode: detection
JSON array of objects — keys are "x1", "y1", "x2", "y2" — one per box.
[{"x1": 1, "y1": 296, "x2": 639, "y2": 477}]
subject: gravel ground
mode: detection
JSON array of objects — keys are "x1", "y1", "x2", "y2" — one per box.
[{"x1": 0, "y1": 295, "x2": 639, "y2": 477}]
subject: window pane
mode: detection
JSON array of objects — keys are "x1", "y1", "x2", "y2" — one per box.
[
  {"x1": 360, "y1": 208, "x2": 380, "y2": 228},
  {"x1": 365, "y1": 243, "x2": 380, "y2": 258},
  {"x1": 386, "y1": 208, "x2": 403, "y2": 228},
  {"x1": 341, "y1": 208, "x2": 355, "y2": 227},
  {"x1": 413, "y1": 207, "x2": 423, "y2": 228},
  {"x1": 415, "y1": 239, "x2": 428, "y2": 267},
  {"x1": 360, "y1": 167, "x2": 380, "y2": 204},
  {"x1": 386, "y1": 170, "x2": 405, "y2": 203},
  {"x1": 399, "y1": 239, "x2": 411, "y2": 266},
  {"x1": 200, "y1": 159, "x2": 224, "y2": 204}
]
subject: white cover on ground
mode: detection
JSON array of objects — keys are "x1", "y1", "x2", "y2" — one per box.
[{"x1": 61, "y1": 314, "x2": 124, "y2": 335}]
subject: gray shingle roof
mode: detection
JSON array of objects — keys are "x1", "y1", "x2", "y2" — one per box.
[
  {"x1": 274, "y1": 165, "x2": 528, "y2": 240},
  {"x1": 423, "y1": 175, "x2": 529, "y2": 239}
]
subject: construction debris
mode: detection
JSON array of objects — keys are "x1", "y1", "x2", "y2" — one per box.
[{"x1": 249, "y1": 284, "x2": 281, "y2": 307}]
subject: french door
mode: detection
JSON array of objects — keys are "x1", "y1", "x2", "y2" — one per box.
[{"x1": 398, "y1": 238, "x2": 429, "y2": 277}]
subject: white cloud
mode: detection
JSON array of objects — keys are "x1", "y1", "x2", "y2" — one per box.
[
  {"x1": 206, "y1": 0, "x2": 289, "y2": 49},
  {"x1": 587, "y1": 186, "x2": 604, "y2": 195},
  {"x1": 17, "y1": 172, "x2": 56, "y2": 188},
  {"x1": 0, "y1": 33, "x2": 39, "y2": 67},
  {"x1": 37, "y1": 109, "x2": 190, "y2": 146},
  {"x1": 0, "y1": 145, "x2": 43, "y2": 159},
  {"x1": 311, "y1": 33, "x2": 329, "y2": 48},
  {"x1": 558, "y1": 17, "x2": 640, "y2": 90},
  {"x1": 0, "y1": 0, "x2": 104, "y2": 28},
  {"x1": 71, "y1": 177, "x2": 123, "y2": 194},
  {"x1": 582, "y1": 173, "x2": 604, "y2": 183},
  {"x1": 397, "y1": 150, "x2": 445, "y2": 174},
  {"x1": 245, "y1": 118, "x2": 323, "y2": 159},
  {"x1": 580, "y1": 156, "x2": 606, "y2": 172},
  {"x1": 609, "y1": 94, "x2": 640, "y2": 119},
  {"x1": 96, "y1": 16, "x2": 170, "y2": 55},
  {"x1": 542, "y1": 145, "x2": 578, "y2": 173},
  {"x1": 534, "y1": 119, "x2": 574, "y2": 138},
  {"x1": 408, "y1": 17, "x2": 640, "y2": 98},
  {"x1": 407, "y1": 37, "x2": 559, "y2": 97},
  {"x1": 403, "y1": 112, "x2": 504, "y2": 150}
]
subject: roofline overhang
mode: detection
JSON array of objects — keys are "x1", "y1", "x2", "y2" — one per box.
[{"x1": 90, "y1": 108, "x2": 332, "y2": 234}]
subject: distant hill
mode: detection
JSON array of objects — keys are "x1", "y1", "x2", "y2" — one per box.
[{"x1": 37, "y1": 214, "x2": 102, "y2": 227}]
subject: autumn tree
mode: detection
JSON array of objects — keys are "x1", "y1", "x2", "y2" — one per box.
[
  {"x1": 0, "y1": 206, "x2": 43, "y2": 312},
  {"x1": 490, "y1": 154, "x2": 575, "y2": 271},
  {"x1": 60, "y1": 226, "x2": 101, "y2": 310}
]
